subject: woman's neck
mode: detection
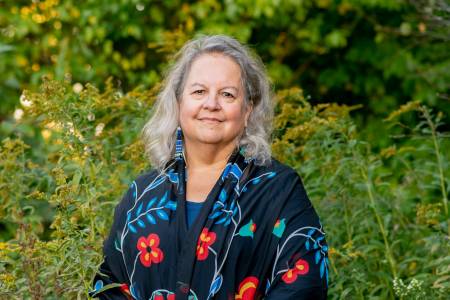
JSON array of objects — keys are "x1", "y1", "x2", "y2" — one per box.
[{"x1": 183, "y1": 140, "x2": 236, "y2": 171}]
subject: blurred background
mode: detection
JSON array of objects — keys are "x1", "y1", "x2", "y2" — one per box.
[
  {"x1": 1, "y1": 0, "x2": 449, "y2": 145},
  {"x1": 0, "y1": 0, "x2": 449, "y2": 299}
]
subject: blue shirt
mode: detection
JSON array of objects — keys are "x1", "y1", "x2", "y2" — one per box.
[{"x1": 185, "y1": 200, "x2": 204, "y2": 229}]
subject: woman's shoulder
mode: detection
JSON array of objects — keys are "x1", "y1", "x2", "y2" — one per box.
[
  {"x1": 129, "y1": 168, "x2": 162, "y2": 193},
  {"x1": 256, "y1": 156, "x2": 302, "y2": 181},
  {"x1": 133, "y1": 168, "x2": 160, "y2": 184}
]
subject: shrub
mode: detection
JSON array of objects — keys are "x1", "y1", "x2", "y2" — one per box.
[{"x1": 0, "y1": 79, "x2": 448, "y2": 299}]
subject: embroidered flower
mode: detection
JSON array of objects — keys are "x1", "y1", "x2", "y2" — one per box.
[
  {"x1": 137, "y1": 233, "x2": 164, "y2": 267},
  {"x1": 238, "y1": 219, "x2": 256, "y2": 238},
  {"x1": 272, "y1": 218, "x2": 286, "y2": 238},
  {"x1": 196, "y1": 228, "x2": 216, "y2": 261},
  {"x1": 167, "y1": 293, "x2": 175, "y2": 300},
  {"x1": 281, "y1": 258, "x2": 310, "y2": 284},
  {"x1": 153, "y1": 292, "x2": 175, "y2": 300},
  {"x1": 295, "y1": 258, "x2": 309, "y2": 275},
  {"x1": 235, "y1": 276, "x2": 259, "y2": 300},
  {"x1": 281, "y1": 269, "x2": 298, "y2": 284},
  {"x1": 120, "y1": 283, "x2": 133, "y2": 300}
]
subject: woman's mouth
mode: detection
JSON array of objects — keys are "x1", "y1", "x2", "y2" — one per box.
[{"x1": 198, "y1": 117, "x2": 223, "y2": 123}]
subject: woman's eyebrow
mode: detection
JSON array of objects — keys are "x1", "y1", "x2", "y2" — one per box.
[
  {"x1": 220, "y1": 86, "x2": 239, "y2": 92},
  {"x1": 189, "y1": 83, "x2": 239, "y2": 92},
  {"x1": 189, "y1": 83, "x2": 206, "y2": 88}
]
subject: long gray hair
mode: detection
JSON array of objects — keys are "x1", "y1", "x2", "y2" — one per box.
[{"x1": 141, "y1": 34, "x2": 274, "y2": 172}]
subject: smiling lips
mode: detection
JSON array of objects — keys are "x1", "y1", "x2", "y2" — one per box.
[{"x1": 198, "y1": 117, "x2": 223, "y2": 123}]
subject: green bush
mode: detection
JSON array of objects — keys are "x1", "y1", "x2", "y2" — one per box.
[
  {"x1": 1, "y1": 0, "x2": 449, "y2": 146},
  {"x1": 0, "y1": 79, "x2": 448, "y2": 299}
]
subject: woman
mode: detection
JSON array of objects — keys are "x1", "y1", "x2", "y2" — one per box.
[{"x1": 90, "y1": 34, "x2": 328, "y2": 300}]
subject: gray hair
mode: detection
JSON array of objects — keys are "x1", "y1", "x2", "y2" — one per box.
[{"x1": 141, "y1": 34, "x2": 274, "y2": 172}]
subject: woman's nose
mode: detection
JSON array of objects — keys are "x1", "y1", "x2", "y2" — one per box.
[{"x1": 202, "y1": 92, "x2": 221, "y2": 110}]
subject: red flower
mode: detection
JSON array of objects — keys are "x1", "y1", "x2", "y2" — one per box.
[
  {"x1": 154, "y1": 292, "x2": 175, "y2": 300},
  {"x1": 235, "y1": 276, "x2": 259, "y2": 300},
  {"x1": 196, "y1": 228, "x2": 216, "y2": 261},
  {"x1": 167, "y1": 293, "x2": 175, "y2": 300},
  {"x1": 137, "y1": 233, "x2": 164, "y2": 267},
  {"x1": 281, "y1": 258, "x2": 310, "y2": 284},
  {"x1": 294, "y1": 259, "x2": 309, "y2": 275},
  {"x1": 281, "y1": 269, "x2": 298, "y2": 284},
  {"x1": 119, "y1": 283, "x2": 133, "y2": 300}
]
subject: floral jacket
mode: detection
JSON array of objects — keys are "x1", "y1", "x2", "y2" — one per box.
[{"x1": 90, "y1": 149, "x2": 328, "y2": 300}]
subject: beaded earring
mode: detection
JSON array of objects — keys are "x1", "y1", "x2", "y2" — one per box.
[{"x1": 175, "y1": 126, "x2": 183, "y2": 161}]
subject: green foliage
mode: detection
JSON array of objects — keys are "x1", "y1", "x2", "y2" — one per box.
[
  {"x1": 1, "y1": 1, "x2": 449, "y2": 298},
  {"x1": 1, "y1": 0, "x2": 449, "y2": 146},
  {"x1": 272, "y1": 90, "x2": 450, "y2": 298},
  {"x1": 0, "y1": 78, "x2": 153, "y2": 298},
  {"x1": 1, "y1": 80, "x2": 449, "y2": 299}
]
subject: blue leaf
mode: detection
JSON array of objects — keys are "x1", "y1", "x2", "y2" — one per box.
[
  {"x1": 230, "y1": 163, "x2": 243, "y2": 179},
  {"x1": 168, "y1": 172, "x2": 178, "y2": 183},
  {"x1": 156, "y1": 209, "x2": 169, "y2": 220},
  {"x1": 209, "y1": 211, "x2": 223, "y2": 219},
  {"x1": 242, "y1": 187, "x2": 247, "y2": 192},
  {"x1": 323, "y1": 245, "x2": 328, "y2": 252},
  {"x1": 215, "y1": 216, "x2": 228, "y2": 224},
  {"x1": 94, "y1": 280, "x2": 104, "y2": 291},
  {"x1": 128, "y1": 223, "x2": 137, "y2": 233},
  {"x1": 130, "y1": 284, "x2": 137, "y2": 298},
  {"x1": 147, "y1": 197, "x2": 157, "y2": 209},
  {"x1": 229, "y1": 200, "x2": 236, "y2": 211},
  {"x1": 146, "y1": 213, "x2": 156, "y2": 224},
  {"x1": 268, "y1": 172, "x2": 276, "y2": 178},
  {"x1": 315, "y1": 251, "x2": 321, "y2": 264},
  {"x1": 136, "y1": 202, "x2": 143, "y2": 217},
  {"x1": 320, "y1": 259, "x2": 325, "y2": 278},
  {"x1": 265, "y1": 279, "x2": 271, "y2": 294},
  {"x1": 232, "y1": 206, "x2": 238, "y2": 216},
  {"x1": 307, "y1": 229, "x2": 315, "y2": 236},
  {"x1": 126, "y1": 212, "x2": 131, "y2": 222},
  {"x1": 158, "y1": 192, "x2": 168, "y2": 207},
  {"x1": 219, "y1": 189, "x2": 227, "y2": 202},
  {"x1": 212, "y1": 202, "x2": 223, "y2": 211},
  {"x1": 132, "y1": 190, "x2": 136, "y2": 199},
  {"x1": 314, "y1": 242, "x2": 318, "y2": 249},
  {"x1": 221, "y1": 164, "x2": 231, "y2": 181},
  {"x1": 165, "y1": 201, "x2": 177, "y2": 211},
  {"x1": 305, "y1": 240, "x2": 310, "y2": 251},
  {"x1": 137, "y1": 219, "x2": 145, "y2": 228},
  {"x1": 317, "y1": 236, "x2": 324, "y2": 242},
  {"x1": 209, "y1": 274, "x2": 223, "y2": 296},
  {"x1": 252, "y1": 178, "x2": 261, "y2": 185}
]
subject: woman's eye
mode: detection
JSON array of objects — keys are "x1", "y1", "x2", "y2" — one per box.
[
  {"x1": 193, "y1": 90, "x2": 205, "y2": 95},
  {"x1": 222, "y1": 92, "x2": 235, "y2": 98}
]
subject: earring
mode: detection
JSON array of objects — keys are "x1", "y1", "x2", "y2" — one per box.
[{"x1": 175, "y1": 126, "x2": 183, "y2": 161}]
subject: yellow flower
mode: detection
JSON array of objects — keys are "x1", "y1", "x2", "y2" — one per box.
[
  {"x1": 385, "y1": 101, "x2": 421, "y2": 122},
  {"x1": 380, "y1": 146, "x2": 396, "y2": 159}
]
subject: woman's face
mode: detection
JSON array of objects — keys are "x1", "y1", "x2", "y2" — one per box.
[{"x1": 179, "y1": 53, "x2": 252, "y2": 149}]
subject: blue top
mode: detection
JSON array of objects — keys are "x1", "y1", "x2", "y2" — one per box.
[{"x1": 185, "y1": 200, "x2": 204, "y2": 229}]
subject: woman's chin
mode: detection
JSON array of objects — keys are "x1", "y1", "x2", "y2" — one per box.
[{"x1": 196, "y1": 136, "x2": 225, "y2": 145}]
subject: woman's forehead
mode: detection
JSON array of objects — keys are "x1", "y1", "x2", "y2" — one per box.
[{"x1": 185, "y1": 53, "x2": 242, "y2": 88}]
